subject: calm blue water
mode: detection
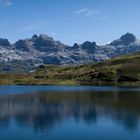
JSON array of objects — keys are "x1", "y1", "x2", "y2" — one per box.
[
  {"x1": 0, "y1": 85, "x2": 140, "y2": 94},
  {"x1": 0, "y1": 86, "x2": 140, "y2": 140}
]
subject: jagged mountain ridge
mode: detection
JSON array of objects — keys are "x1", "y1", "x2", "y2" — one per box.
[{"x1": 0, "y1": 33, "x2": 140, "y2": 72}]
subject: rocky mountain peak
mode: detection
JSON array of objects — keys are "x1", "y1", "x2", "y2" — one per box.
[
  {"x1": 39, "y1": 34, "x2": 53, "y2": 41},
  {"x1": 14, "y1": 39, "x2": 30, "y2": 51},
  {"x1": 0, "y1": 38, "x2": 11, "y2": 47},
  {"x1": 110, "y1": 33, "x2": 136, "y2": 46},
  {"x1": 34, "y1": 34, "x2": 54, "y2": 48},
  {"x1": 32, "y1": 34, "x2": 38, "y2": 39},
  {"x1": 73, "y1": 43, "x2": 79, "y2": 49},
  {"x1": 81, "y1": 41, "x2": 96, "y2": 49},
  {"x1": 120, "y1": 33, "x2": 136, "y2": 44}
]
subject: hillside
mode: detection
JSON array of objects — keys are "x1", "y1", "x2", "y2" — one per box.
[
  {"x1": 33, "y1": 52, "x2": 140, "y2": 85},
  {"x1": 0, "y1": 52, "x2": 140, "y2": 86}
]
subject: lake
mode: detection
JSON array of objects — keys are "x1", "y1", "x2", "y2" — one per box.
[{"x1": 0, "y1": 86, "x2": 140, "y2": 140}]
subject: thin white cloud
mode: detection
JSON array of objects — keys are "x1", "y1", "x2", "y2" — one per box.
[
  {"x1": 0, "y1": 0, "x2": 12, "y2": 6},
  {"x1": 85, "y1": 10, "x2": 94, "y2": 16},
  {"x1": 75, "y1": 8, "x2": 101, "y2": 17},
  {"x1": 74, "y1": 8, "x2": 88, "y2": 15},
  {"x1": 19, "y1": 22, "x2": 48, "y2": 32},
  {"x1": 85, "y1": 10, "x2": 100, "y2": 16}
]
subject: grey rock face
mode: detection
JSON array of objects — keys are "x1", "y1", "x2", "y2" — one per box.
[
  {"x1": 0, "y1": 38, "x2": 11, "y2": 47},
  {"x1": 14, "y1": 40, "x2": 30, "y2": 51},
  {"x1": 0, "y1": 33, "x2": 140, "y2": 72},
  {"x1": 110, "y1": 33, "x2": 136, "y2": 46}
]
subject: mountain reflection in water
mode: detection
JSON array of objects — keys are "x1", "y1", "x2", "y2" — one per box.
[{"x1": 0, "y1": 90, "x2": 139, "y2": 132}]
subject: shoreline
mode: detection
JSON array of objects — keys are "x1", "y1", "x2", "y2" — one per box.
[{"x1": 0, "y1": 81, "x2": 140, "y2": 88}]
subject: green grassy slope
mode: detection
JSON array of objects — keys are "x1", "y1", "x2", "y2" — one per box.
[
  {"x1": 0, "y1": 52, "x2": 140, "y2": 86},
  {"x1": 33, "y1": 52, "x2": 140, "y2": 85}
]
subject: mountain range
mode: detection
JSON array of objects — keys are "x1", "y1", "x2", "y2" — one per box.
[{"x1": 0, "y1": 32, "x2": 140, "y2": 72}]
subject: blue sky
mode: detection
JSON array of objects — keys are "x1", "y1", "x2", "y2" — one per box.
[{"x1": 0, "y1": 0, "x2": 140, "y2": 45}]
